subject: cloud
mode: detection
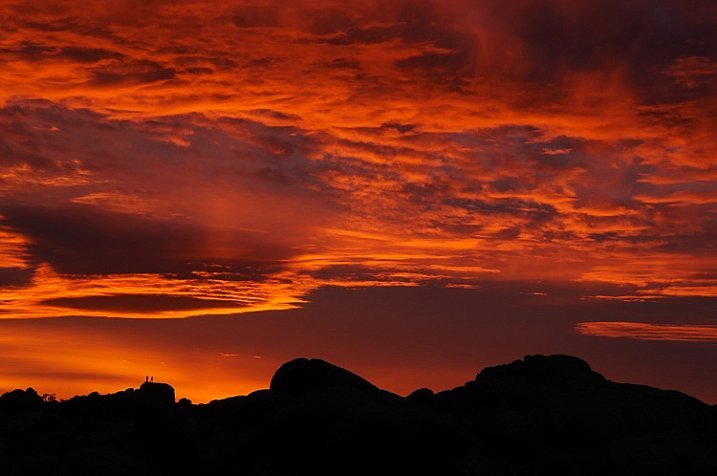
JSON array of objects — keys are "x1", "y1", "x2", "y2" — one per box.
[
  {"x1": 0, "y1": 267, "x2": 33, "y2": 287},
  {"x1": 0, "y1": 0, "x2": 714, "y2": 318},
  {"x1": 576, "y1": 321, "x2": 717, "y2": 343},
  {"x1": 233, "y1": 5, "x2": 282, "y2": 28},
  {"x1": 0, "y1": 43, "x2": 124, "y2": 63},
  {"x1": 40, "y1": 294, "x2": 249, "y2": 313},
  {"x1": 86, "y1": 59, "x2": 175, "y2": 87},
  {"x1": 0, "y1": 203, "x2": 203, "y2": 274}
]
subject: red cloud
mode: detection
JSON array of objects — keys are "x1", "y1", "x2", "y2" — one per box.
[
  {"x1": 0, "y1": 0, "x2": 714, "y2": 318},
  {"x1": 577, "y1": 321, "x2": 717, "y2": 343}
]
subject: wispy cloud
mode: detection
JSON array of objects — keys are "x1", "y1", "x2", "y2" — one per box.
[
  {"x1": 577, "y1": 322, "x2": 717, "y2": 343},
  {"x1": 0, "y1": 0, "x2": 715, "y2": 317}
]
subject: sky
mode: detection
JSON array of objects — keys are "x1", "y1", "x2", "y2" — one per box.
[{"x1": 0, "y1": 0, "x2": 716, "y2": 402}]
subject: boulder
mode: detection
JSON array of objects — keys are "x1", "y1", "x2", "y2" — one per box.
[
  {"x1": 0, "y1": 388, "x2": 43, "y2": 415},
  {"x1": 475, "y1": 354, "x2": 603, "y2": 381},
  {"x1": 137, "y1": 382, "x2": 175, "y2": 406},
  {"x1": 270, "y1": 358, "x2": 379, "y2": 396}
]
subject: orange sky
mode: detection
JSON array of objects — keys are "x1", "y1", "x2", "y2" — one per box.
[{"x1": 0, "y1": 0, "x2": 716, "y2": 402}]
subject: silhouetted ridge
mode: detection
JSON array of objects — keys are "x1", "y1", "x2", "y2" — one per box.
[
  {"x1": 476, "y1": 354, "x2": 604, "y2": 381},
  {"x1": 0, "y1": 354, "x2": 715, "y2": 476},
  {"x1": 137, "y1": 381, "x2": 176, "y2": 405},
  {"x1": 0, "y1": 387, "x2": 42, "y2": 414},
  {"x1": 270, "y1": 357, "x2": 379, "y2": 395}
]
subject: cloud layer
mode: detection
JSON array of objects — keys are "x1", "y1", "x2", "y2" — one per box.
[{"x1": 0, "y1": 0, "x2": 715, "y2": 319}]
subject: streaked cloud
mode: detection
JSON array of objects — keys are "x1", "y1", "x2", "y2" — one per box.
[
  {"x1": 0, "y1": 0, "x2": 714, "y2": 318},
  {"x1": 577, "y1": 321, "x2": 717, "y2": 343}
]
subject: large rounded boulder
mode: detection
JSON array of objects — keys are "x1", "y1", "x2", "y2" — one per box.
[{"x1": 270, "y1": 358, "x2": 380, "y2": 396}]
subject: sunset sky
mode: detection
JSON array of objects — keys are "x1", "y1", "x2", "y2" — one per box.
[{"x1": 1, "y1": 0, "x2": 716, "y2": 402}]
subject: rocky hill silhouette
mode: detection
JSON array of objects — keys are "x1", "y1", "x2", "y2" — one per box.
[{"x1": 0, "y1": 355, "x2": 715, "y2": 475}]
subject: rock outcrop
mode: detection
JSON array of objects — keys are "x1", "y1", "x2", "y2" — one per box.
[
  {"x1": 269, "y1": 358, "x2": 380, "y2": 396},
  {"x1": 0, "y1": 355, "x2": 714, "y2": 475},
  {"x1": 137, "y1": 382, "x2": 176, "y2": 406}
]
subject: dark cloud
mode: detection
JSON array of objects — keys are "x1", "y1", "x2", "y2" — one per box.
[
  {"x1": 0, "y1": 99, "x2": 326, "y2": 196},
  {"x1": 0, "y1": 267, "x2": 33, "y2": 287},
  {"x1": 58, "y1": 46, "x2": 124, "y2": 63},
  {"x1": 395, "y1": 51, "x2": 474, "y2": 88},
  {"x1": 0, "y1": 203, "x2": 203, "y2": 275},
  {"x1": 444, "y1": 197, "x2": 558, "y2": 222},
  {"x1": 248, "y1": 109, "x2": 302, "y2": 122},
  {"x1": 488, "y1": 178, "x2": 533, "y2": 194},
  {"x1": 321, "y1": 58, "x2": 361, "y2": 70},
  {"x1": 319, "y1": 24, "x2": 398, "y2": 46},
  {"x1": 0, "y1": 202, "x2": 306, "y2": 278},
  {"x1": 493, "y1": 226, "x2": 522, "y2": 240},
  {"x1": 182, "y1": 66, "x2": 214, "y2": 75},
  {"x1": 41, "y1": 294, "x2": 248, "y2": 313},
  {"x1": 0, "y1": 43, "x2": 124, "y2": 63},
  {"x1": 86, "y1": 59, "x2": 175, "y2": 87},
  {"x1": 0, "y1": 42, "x2": 124, "y2": 65},
  {"x1": 233, "y1": 6, "x2": 280, "y2": 28},
  {"x1": 380, "y1": 122, "x2": 417, "y2": 134},
  {"x1": 570, "y1": 156, "x2": 649, "y2": 209},
  {"x1": 656, "y1": 225, "x2": 717, "y2": 253},
  {"x1": 500, "y1": 0, "x2": 717, "y2": 101},
  {"x1": 170, "y1": 54, "x2": 237, "y2": 71},
  {"x1": 18, "y1": 17, "x2": 81, "y2": 33}
]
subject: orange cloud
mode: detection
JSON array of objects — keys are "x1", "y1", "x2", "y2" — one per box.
[
  {"x1": 0, "y1": 0, "x2": 714, "y2": 320},
  {"x1": 576, "y1": 321, "x2": 717, "y2": 343}
]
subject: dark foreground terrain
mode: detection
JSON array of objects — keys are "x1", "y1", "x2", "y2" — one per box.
[{"x1": 0, "y1": 355, "x2": 716, "y2": 475}]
